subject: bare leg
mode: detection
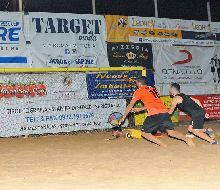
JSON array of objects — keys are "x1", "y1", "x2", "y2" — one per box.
[
  {"x1": 188, "y1": 126, "x2": 215, "y2": 143},
  {"x1": 167, "y1": 130, "x2": 195, "y2": 147},
  {"x1": 141, "y1": 132, "x2": 167, "y2": 147}
]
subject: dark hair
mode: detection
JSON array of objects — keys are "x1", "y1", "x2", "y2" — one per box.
[
  {"x1": 171, "y1": 83, "x2": 180, "y2": 91},
  {"x1": 136, "y1": 77, "x2": 147, "y2": 85}
]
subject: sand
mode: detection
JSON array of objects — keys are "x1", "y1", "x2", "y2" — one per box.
[{"x1": 0, "y1": 122, "x2": 220, "y2": 190}]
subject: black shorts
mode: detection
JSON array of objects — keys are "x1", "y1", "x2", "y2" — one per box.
[
  {"x1": 191, "y1": 111, "x2": 205, "y2": 129},
  {"x1": 141, "y1": 113, "x2": 174, "y2": 133}
]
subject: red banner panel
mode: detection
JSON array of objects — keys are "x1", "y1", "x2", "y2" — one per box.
[
  {"x1": 179, "y1": 94, "x2": 220, "y2": 121},
  {"x1": 193, "y1": 95, "x2": 220, "y2": 119}
]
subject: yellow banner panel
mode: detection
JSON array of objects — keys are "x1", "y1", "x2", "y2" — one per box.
[{"x1": 105, "y1": 15, "x2": 129, "y2": 42}]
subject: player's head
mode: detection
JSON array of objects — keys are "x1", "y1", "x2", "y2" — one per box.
[
  {"x1": 170, "y1": 83, "x2": 180, "y2": 95},
  {"x1": 136, "y1": 77, "x2": 147, "y2": 88}
]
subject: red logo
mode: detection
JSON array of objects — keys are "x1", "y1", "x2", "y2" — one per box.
[{"x1": 173, "y1": 49, "x2": 192, "y2": 65}]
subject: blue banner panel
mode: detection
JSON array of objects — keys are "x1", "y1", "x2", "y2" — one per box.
[
  {"x1": 86, "y1": 71, "x2": 142, "y2": 99},
  {"x1": 0, "y1": 56, "x2": 27, "y2": 63},
  {"x1": 182, "y1": 31, "x2": 217, "y2": 41}
]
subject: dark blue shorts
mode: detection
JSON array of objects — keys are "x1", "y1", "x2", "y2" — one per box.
[{"x1": 141, "y1": 113, "x2": 174, "y2": 133}]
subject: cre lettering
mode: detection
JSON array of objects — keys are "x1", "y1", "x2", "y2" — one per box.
[{"x1": 0, "y1": 21, "x2": 21, "y2": 43}]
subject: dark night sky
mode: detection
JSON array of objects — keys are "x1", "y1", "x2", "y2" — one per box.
[{"x1": 0, "y1": 0, "x2": 220, "y2": 21}]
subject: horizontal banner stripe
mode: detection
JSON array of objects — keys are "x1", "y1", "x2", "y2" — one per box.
[{"x1": 0, "y1": 57, "x2": 27, "y2": 63}]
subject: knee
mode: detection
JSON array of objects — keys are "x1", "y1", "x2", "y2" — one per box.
[
  {"x1": 188, "y1": 125, "x2": 193, "y2": 132},
  {"x1": 189, "y1": 128, "x2": 200, "y2": 135},
  {"x1": 167, "y1": 130, "x2": 174, "y2": 136},
  {"x1": 141, "y1": 131, "x2": 150, "y2": 136}
]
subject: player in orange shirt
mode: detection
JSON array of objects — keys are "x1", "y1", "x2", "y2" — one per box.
[{"x1": 119, "y1": 77, "x2": 194, "y2": 147}]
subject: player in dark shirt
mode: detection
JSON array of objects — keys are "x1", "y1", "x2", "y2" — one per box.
[{"x1": 169, "y1": 83, "x2": 218, "y2": 145}]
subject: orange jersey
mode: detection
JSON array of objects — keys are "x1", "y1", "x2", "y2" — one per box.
[{"x1": 132, "y1": 86, "x2": 168, "y2": 116}]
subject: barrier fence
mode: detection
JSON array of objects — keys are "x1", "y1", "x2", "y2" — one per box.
[{"x1": 0, "y1": 67, "x2": 145, "y2": 137}]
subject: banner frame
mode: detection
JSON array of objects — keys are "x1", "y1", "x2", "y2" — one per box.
[{"x1": 0, "y1": 67, "x2": 146, "y2": 76}]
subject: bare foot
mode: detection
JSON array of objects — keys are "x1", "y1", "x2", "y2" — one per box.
[{"x1": 185, "y1": 138, "x2": 195, "y2": 147}]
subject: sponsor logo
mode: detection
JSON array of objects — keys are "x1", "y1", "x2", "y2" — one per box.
[
  {"x1": 0, "y1": 83, "x2": 46, "y2": 99},
  {"x1": 48, "y1": 57, "x2": 97, "y2": 67},
  {"x1": 32, "y1": 17, "x2": 102, "y2": 35},
  {"x1": 131, "y1": 18, "x2": 155, "y2": 28},
  {"x1": 126, "y1": 52, "x2": 136, "y2": 60},
  {"x1": 118, "y1": 18, "x2": 127, "y2": 27},
  {"x1": 0, "y1": 21, "x2": 21, "y2": 44},
  {"x1": 173, "y1": 50, "x2": 192, "y2": 65},
  {"x1": 192, "y1": 22, "x2": 211, "y2": 31}
]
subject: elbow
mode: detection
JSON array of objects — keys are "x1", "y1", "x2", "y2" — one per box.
[{"x1": 168, "y1": 110, "x2": 173, "y2": 115}]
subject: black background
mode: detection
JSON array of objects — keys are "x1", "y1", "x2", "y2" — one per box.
[
  {"x1": 0, "y1": 0, "x2": 219, "y2": 21},
  {"x1": 107, "y1": 43, "x2": 153, "y2": 69}
]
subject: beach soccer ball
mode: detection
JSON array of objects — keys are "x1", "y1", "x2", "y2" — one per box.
[{"x1": 108, "y1": 112, "x2": 123, "y2": 126}]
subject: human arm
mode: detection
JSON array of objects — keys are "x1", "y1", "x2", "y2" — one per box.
[
  {"x1": 118, "y1": 100, "x2": 136, "y2": 125},
  {"x1": 131, "y1": 107, "x2": 146, "y2": 113},
  {"x1": 168, "y1": 96, "x2": 179, "y2": 115}
]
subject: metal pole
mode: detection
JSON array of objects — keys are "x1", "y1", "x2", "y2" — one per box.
[
  {"x1": 207, "y1": 0, "x2": 211, "y2": 22},
  {"x1": 18, "y1": 0, "x2": 23, "y2": 11},
  {"x1": 154, "y1": 0, "x2": 158, "y2": 18},
  {"x1": 92, "y1": 0, "x2": 96, "y2": 15}
]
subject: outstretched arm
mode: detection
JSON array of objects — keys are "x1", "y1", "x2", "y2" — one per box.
[
  {"x1": 118, "y1": 100, "x2": 136, "y2": 125},
  {"x1": 131, "y1": 107, "x2": 146, "y2": 113},
  {"x1": 168, "y1": 97, "x2": 179, "y2": 115}
]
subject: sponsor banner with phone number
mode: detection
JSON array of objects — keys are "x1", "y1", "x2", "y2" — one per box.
[
  {"x1": 0, "y1": 99, "x2": 126, "y2": 137},
  {"x1": 27, "y1": 12, "x2": 109, "y2": 68},
  {"x1": 179, "y1": 94, "x2": 220, "y2": 120},
  {"x1": 106, "y1": 15, "x2": 220, "y2": 46},
  {"x1": 86, "y1": 70, "x2": 142, "y2": 99}
]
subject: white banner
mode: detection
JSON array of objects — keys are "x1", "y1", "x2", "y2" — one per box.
[
  {"x1": 0, "y1": 99, "x2": 126, "y2": 137},
  {"x1": 153, "y1": 45, "x2": 220, "y2": 95},
  {"x1": 128, "y1": 16, "x2": 220, "y2": 46},
  {"x1": 0, "y1": 12, "x2": 29, "y2": 67},
  {"x1": 27, "y1": 12, "x2": 109, "y2": 67},
  {"x1": 0, "y1": 72, "x2": 88, "y2": 101}
]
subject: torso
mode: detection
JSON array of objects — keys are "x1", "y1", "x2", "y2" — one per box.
[
  {"x1": 175, "y1": 93, "x2": 203, "y2": 116},
  {"x1": 133, "y1": 86, "x2": 168, "y2": 116}
]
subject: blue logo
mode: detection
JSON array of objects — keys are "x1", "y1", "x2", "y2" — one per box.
[{"x1": 0, "y1": 21, "x2": 21, "y2": 44}]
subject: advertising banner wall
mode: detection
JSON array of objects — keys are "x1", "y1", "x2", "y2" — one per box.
[
  {"x1": 0, "y1": 99, "x2": 126, "y2": 137},
  {"x1": 27, "y1": 12, "x2": 109, "y2": 67},
  {"x1": 153, "y1": 45, "x2": 220, "y2": 95},
  {"x1": 193, "y1": 95, "x2": 220, "y2": 119},
  {"x1": 105, "y1": 15, "x2": 220, "y2": 46},
  {"x1": 105, "y1": 15, "x2": 129, "y2": 42},
  {"x1": 107, "y1": 42, "x2": 153, "y2": 69},
  {"x1": 0, "y1": 12, "x2": 29, "y2": 67},
  {"x1": 0, "y1": 72, "x2": 88, "y2": 101},
  {"x1": 86, "y1": 70, "x2": 141, "y2": 99},
  {"x1": 179, "y1": 94, "x2": 220, "y2": 120}
]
